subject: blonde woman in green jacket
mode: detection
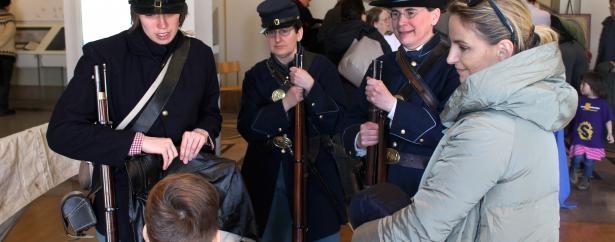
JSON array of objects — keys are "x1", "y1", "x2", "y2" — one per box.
[{"x1": 352, "y1": 0, "x2": 577, "y2": 241}]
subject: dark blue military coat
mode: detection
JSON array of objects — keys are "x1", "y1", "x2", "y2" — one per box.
[
  {"x1": 47, "y1": 29, "x2": 221, "y2": 241},
  {"x1": 342, "y1": 33, "x2": 459, "y2": 194},
  {"x1": 238, "y1": 52, "x2": 347, "y2": 241}
]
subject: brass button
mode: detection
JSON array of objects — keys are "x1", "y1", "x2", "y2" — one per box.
[
  {"x1": 162, "y1": 110, "x2": 169, "y2": 116},
  {"x1": 311, "y1": 102, "x2": 316, "y2": 107},
  {"x1": 411, "y1": 61, "x2": 417, "y2": 67},
  {"x1": 278, "y1": 128, "x2": 283, "y2": 132},
  {"x1": 400, "y1": 129, "x2": 406, "y2": 135},
  {"x1": 419, "y1": 138, "x2": 424, "y2": 143},
  {"x1": 281, "y1": 149, "x2": 286, "y2": 154},
  {"x1": 392, "y1": 142, "x2": 397, "y2": 147},
  {"x1": 319, "y1": 115, "x2": 323, "y2": 119},
  {"x1": 267, "y1": 134, "x2": 271, "y2": 138}
]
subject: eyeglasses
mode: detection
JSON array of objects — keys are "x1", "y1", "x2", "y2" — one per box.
[
  {"x1": 390, "y1": 8, "x2": 424, "y2": 21},
  {"x1": 467, "y1": 0, "x2": 518, "y2": 48},
  {"x1": 264, "y1": 27, "x2": 294, "y2": 38}
]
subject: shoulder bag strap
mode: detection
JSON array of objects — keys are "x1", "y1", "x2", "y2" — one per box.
[{"x1": 128, "y1": 39, "x2": 191, "y2": 133}]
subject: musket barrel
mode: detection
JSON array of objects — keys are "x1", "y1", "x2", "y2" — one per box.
[
  {"x1": 366, "y1": 60, "x2": 385, "y2": 186},
  {"x1": 292, "y1": 53, "x2": 306, "y2": 242},
  {"x1": 94, "y1": 64, "x2": 117, "y2": 242}
]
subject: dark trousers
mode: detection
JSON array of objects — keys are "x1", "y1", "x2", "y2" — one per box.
[
  {"x1": 571, "y1": 154, "x2": 597, "y2": 178},
  {"x1": 387, "y1": 164, "x2": 425, "y2": 197},
  {"x1": 0, "y1": 56, "x2": 15, "y2": 111}
]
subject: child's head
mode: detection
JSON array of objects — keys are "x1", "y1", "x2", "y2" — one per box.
[
  {"x1": 580, "y1": 72, "x2": 607, "y2": 99},
  {"x1": 144, "y1": 173, "x2": 219, "y2": 242}
]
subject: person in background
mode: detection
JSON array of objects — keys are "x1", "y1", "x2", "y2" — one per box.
[
  {"x1": 238, "y1": 0, "x2": 347, "y2": 241},
  {"x1": 596, "y1": 0, "x2": 615, "y2": 68},
  {"x1": 292, "y1": 0, "x2": 323, "y2": 53},
  {"x1": 47, "y1": 0, "x2": 222, "y2": 241},
  {"x1": 143, "y1": 173, "x2": 254, "y2": 242},
  {"x1": 568, "y1": 72, "x2": 614, "y2": 191},
  {"x1": 0, "y1": 0, "x2": 15, "y2": 116},
  {"x1": 366, "y1": 7, "x2": 401, "y2": 51},
  {"x1": 352, "y1": 0, "x2": 577, "y2": 240},
  {"x1": 317, "y1": 0, "x2": 342, "y2": 44},
  {"x1": 550, "y1": 15, "x2": 589, "y2": 92}
]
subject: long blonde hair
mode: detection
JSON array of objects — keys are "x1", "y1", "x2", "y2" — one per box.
[{"x1": 448, "y1": 0, "x2": 558, "y2": 53}]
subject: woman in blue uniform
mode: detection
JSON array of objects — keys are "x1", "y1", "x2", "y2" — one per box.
[
  {"x1": 341, "y1": 0, "x2": 459, "y2": 197},
  {"x1": 238, "y1": 0, "x2": 347, "y2": 241},
  {"x1": 47, "y1": 0, "x2": 221, "y2": 241}
]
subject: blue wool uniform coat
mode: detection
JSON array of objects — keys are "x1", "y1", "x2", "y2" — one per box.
[
  {"x1": 342, "y1": 33, "x2": 459, "y2": 194},
  {"x1": 238, "y1": 53, "x2": 347, "y2": 241},
  {"x1": 47, "y1": 29, "x2": 221, "y2": 241}
]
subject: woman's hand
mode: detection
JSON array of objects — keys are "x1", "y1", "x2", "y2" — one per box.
[
  {"x1": 365, "y1": 77, "x2": 396, "y2": 112},
  {"x1": 282, "y1": 86, "x2": 305, "y2": 111},
  {"x1": 179, "y1": 128, "x2": 209, "y2": 163},
  {"x1": 142, "y1": 136, "x2": 178, "y2": 170},
  {"x1": 357, "y1": 121, "x2": 380, "y2": 149},
  {"x1": 290, "y1": 67, "x2": 315, "y2": 94}
]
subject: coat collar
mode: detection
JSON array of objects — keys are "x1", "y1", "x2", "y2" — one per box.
[
  {"x1": 126, "y1": 27, "x2": 184, "y2": 59},
  {"x1": 440, "y1": 42, "x2": 577, "y2": 132}
]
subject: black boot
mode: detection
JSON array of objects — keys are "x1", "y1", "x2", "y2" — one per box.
[{"x1": 577, "y1": 177, "x2": 591, "y2": 191}]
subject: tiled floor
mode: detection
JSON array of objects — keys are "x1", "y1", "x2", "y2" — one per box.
[{"x1": 2, "y1": 86, "x2": 615, "y2": 241}]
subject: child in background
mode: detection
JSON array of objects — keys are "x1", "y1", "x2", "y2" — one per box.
[{"x1": 569, "y1": 72, "x2": 615, "y2": 190}]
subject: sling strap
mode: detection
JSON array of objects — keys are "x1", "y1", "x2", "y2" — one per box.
[{"x1": 394, "y1": 41, "x2": 448, "y2": 112}]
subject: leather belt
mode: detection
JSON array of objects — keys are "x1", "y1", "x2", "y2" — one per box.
[{"x1": 388, "y1": 151, "x2": 430, "y2": 169}]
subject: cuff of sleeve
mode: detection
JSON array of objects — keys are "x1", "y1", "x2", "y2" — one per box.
[
  {"x1": 128, "y1": 132, "x2": 144, "y2": 156},
  {"x1": 354, "y1": 133, "x2": 367, "y2": 157},
  {"x1": 387, "y1": 99, "x2": 398, "y2": 127}
]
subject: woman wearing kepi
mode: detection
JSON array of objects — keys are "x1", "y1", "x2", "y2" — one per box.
[
  {"x1": 47, "y1": 0, "x2": 221, "y2": 241},
  {"x1": 352, "y1": 0, "x2": 577, "y2": 241},
  {"x1": 238, "y1": 0, "x2": 347, "y2": 241}
]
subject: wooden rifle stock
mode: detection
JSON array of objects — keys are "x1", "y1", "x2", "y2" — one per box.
[
  {"x1": 293, "y1": 53, "x2": 306, "y2": 242},
  {"x1": 94, "y1": 64, "x2": 117, "y2": 242},
  {"x1": 365, "y1": 60, "x2": 387, "y2": 186}
]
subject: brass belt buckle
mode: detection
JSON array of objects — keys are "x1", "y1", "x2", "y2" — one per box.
[
  {"x1": 273, "y1": 135, "x2": 292, "y2": 153},
  {"x1": 386, "y1": 148, "x2": 400, "y2": 165}
]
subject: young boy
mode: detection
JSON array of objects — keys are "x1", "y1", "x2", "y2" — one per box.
[{"x1": 144, "y1": 173, "x2": 254, "y2": 242}]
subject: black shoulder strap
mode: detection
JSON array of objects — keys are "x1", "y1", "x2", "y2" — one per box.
[
  {"x1": 394, "y1": 42, "x2": 448, "y2": 112},
  {"x1": 131, "y1": 39, "x2": 191, "y2": 133}
]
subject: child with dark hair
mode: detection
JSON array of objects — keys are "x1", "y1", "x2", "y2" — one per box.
[
  {"x1": 144, "y1": 173, "x2": 254, "y2": 242},
  {"x1": 569, "y1": 72, "x2": 615, "y2": 190}
]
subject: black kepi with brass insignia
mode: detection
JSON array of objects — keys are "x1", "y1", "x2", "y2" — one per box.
[{"x1": 257, "y1": 0, "x2": 301, "y2": 33}]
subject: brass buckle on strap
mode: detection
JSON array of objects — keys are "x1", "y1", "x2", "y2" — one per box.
[{"x1": 154, "y1": 0, "x2": 163, "y2": 8}]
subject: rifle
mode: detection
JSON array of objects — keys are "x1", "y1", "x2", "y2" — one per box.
[
  {"x1": 365, "y1": 60, "x2": 387, "y2": 186},
  {"x1": 292, "y1": 52, "x2": 307, "y2": 242},
  {"x1": 94, "y1": 64, "x2": 118, "y2": 242}
]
